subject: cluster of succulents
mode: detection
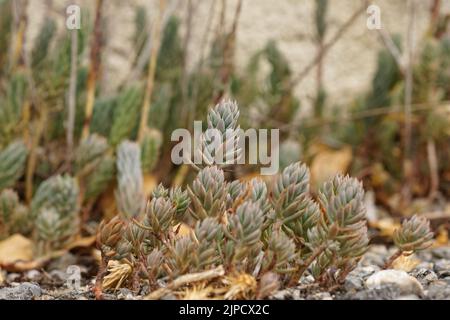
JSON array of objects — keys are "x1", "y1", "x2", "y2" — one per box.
[{"x1": 94, "y1": 100, "x2": 371, "y2": 298}]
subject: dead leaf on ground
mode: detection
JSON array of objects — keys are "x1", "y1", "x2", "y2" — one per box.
[
  {"x1": 310, "y1": 145, "x2": 352, "y2": 188},
  {"x1": 392, "y1": 254, "x2": 421, "y2": 272},
  {"x1": 0, "y1": 234, "x2": 34, "y2": 265},
  {"x1": 434, "y1": 228, "x2": 449, "y2": 247},
  {"x1": 0, "y1": 235, "x2": 96, "y2": 272}
]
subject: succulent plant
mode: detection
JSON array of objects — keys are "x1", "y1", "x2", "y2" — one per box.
[
  {"x1": 96, "y1": 216, "x2": 125, "y2": 258},
  {"x1": 273, "y1": 163, "x2": 320, "y2": 244},
  {"x1": 195, "y1": 100, "x2": 242, "y2": 168},
  {"x1": 109, "y1": 86, "x2": 143, "y2": 146},
  {"x1": 224, "y1": 201, "x2": 265, "y2": 265},
  {"x1": 151, "y1": 183, "x2": 169, "y2": 199},
  {"x1": 187, "y1": 166, "x2": 227, "y2": 219},
  {"x1": 140, "y1": 128, "x2": 162, "y2": 173},
  {"x1": 84, "y1": 154, "x2": 116, "y2": 200},
  {"x1": 94, "y1": 100, "x2": 413, "y2": 297},
  {"x1": 169, "y1": 186, "x2": 190, "y2": 220},
  {"x1": 0, "y1": 140, "x2": 28, "y2": 191},
  {"x1": 143, "y1": 197, "x2": 176, "y2": 236},
  {"x1": 393, "y1": 215, "x2": 434, "y2": 252},
  {"x1": 115, "y1": 141, "x2": 145, "y2": 218},
  {"x1": 35, "y1": 207, "x2": 79, "y2": 251},
  {"x1": 31, "y1": 175, "x2": 80, "y2": 220},
  {"x1": 75, "y1": 134, "x2": 109, "y2": 173},
  {"x1": 31, "y1": 175, "x2": 80, "y2": 253},
  {"x1": 0, "y1": 189, "x2": 30, "y2": 238}
]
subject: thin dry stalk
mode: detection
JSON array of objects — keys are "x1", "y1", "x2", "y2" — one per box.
[
  {"x1": 81, "y1": 0, "x2": 103, "y2": 140},
  {"x1": 427, "y1": 138, "x2": 439, "y2": 200},
  {"x1": 9, "y1": 0, "x2": 28, "y2": 70},
  {"x1": 180, "y1": 0, "x2": 198, "y2": 124},
  {"x1": 137, "y1": 0, "x2": 166, "y2": 143},
  {"x1": 25, "y1": 106, "x2": 47, "y2": 203},
  {"x1": 127, "y1": 0, "x2": 179, "y2": 83},
  {"x1": 145, "y1": 266, "x2": 225, "y2": 299},
  {"x1": 213, "y1": 0, "x2": 242, "y2": 103},
  {"x1": 189, "y1": 0, "x2": 217, "y2": 124},
  {"x1": 66, "y1": 29, "x2": 78, "y2": 169},
  {"x1": 401, "y1": 0, "x2": 417, "y2": 206}
]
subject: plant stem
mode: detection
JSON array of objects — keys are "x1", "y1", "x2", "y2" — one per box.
[
  {"x1": 137, "y1": 0, "x2": 166, "y2": 143},
  {"x1": 384, "y1": 249, "x2": 403, "y2": 269},
  {"x1": 66, "y1": 29, "x2": 78, "y2": 170},
  {"x1": 401, "y1": 0, "x2": 417, "y2": 206},
  {"x1": 81, "y1": 0, "x2": 103, "y2": 140},
  {"x1": 25, "y1": 106, "x2": 47, "y2": 203},
  {"x1": 94, "y1": 255, "x2": 109, "y2": 300},
  {"x1": 289, "y1": 243, "x2": 327, "y2": 286}
]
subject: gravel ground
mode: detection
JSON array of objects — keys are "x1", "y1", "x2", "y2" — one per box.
[{"x1": 1, "y1": 246, "x2": 449, "y2": 300}]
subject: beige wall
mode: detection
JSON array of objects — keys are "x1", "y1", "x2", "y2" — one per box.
[{"x1": 26, "y1": 0, "x2": 450, "y2": 113}]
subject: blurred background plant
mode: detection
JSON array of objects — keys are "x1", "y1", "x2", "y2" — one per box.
[{"x1": 0, "y1": 0, "x2": 448, "y2": 282}]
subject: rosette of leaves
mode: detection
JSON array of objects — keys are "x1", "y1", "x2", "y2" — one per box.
[
  {"x1": 0, "y1": 189, "x2": 29, "y2": 238},
  {"x1": 261, "y1": 228, "x2": 297, "y2": 274},
  {"x1": 0, "y1": 140, "x2": 28, "y2": 191},
  {"x1": 74, "y1": 134, "x2": 109, "y2": 173},
  {"x1": 195, "y1": 100, "x2": 242, "y2": 168},
  {"x1": 193, "y1": 217, "x2": 223, "y2": 270},
  {"x1": 143, "y1": 197, "x2": 176, "y2": 237},
  {"x1": 96, "y1": 216, "x2": 125, "y2": 259},
  {"x1": 31, "y1": 175, "x2": 80, "y2": 220},
  {"x1": 35, "y1": 208, "x2": 78, "y2": 253},
  {"x1": 169, "y1": 186, "x2": 190, "y2": 221},
  {"x1": 223, "y1": 201, "x2": 265, "y2": 269},
  {"x1": 109, "y1": 86, "x2": 143, "y2": 146},
  {"x1": 308, "y1": 175, "x2": 369, "y2": 280},
  {"x1": 0, "y1": 74, "x2": 27, "y2": 146},
  {"x1": 152, "y1": 183, "x2": 169, "y2": 199},
  {"x1": 187, "y1": 166, "x2": 227, "y2": 219},
  {"x1": 31, "y1": 175, "x2": 80, "y2": 253},
  {"x1": 226, "y1": 180, "x2": 245, "y2": 209},
  {"x1": 272, "y1": 162, "x2": 320, "y2": 245},
  {"x1": 75, "y1": 134, "x2": 115, "y2": 201},
  {"x1": 115, "y1": 141, "x2": 145, "y2": 218},
  {"x1": 393, "y1": 215, "x2": 434, "y2": 253},
  {"x1": 140, "y1": 128, "x2": 162, "y2": 173}
]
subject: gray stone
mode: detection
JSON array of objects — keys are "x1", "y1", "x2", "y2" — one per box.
[
  {"x1": 366, "y1": 270, "x2": 424, "y2": 296},
  {"x1": 431, "y1": 247, "x2": 450, "y2": 260},
  {"x1": 345, "y1": 266, "x2": 380, "y2": 291},
  {"x1": 410, "y1": 268, "x2": 438, "y2": 285},
  {"x1": 415, "y1": 262, "x2": 434, "y2": 270},
  {"x1": 395, "y1": 294, "x2": 420, "y2": 300},
  {"x1": 6, "y1": 273, "x2": 21, "y2": 283},
  {"x1": 49, "y1": 270, "x2": 68, "y2": 282},
  {"x1": 0, "y1": 282, "x2": 42, "y2": 300},
  {"x1": 308, "y1": 292, "x2": 332, "y2": 300},
  {"x1": 25, "y1": 270, "x2": 41, "y2": 282},
  {"x1": 426, "y1": 280, "x2": 450, "y2": 300},
  {"x1": 339, "y1": 284, "x2": 401, "y2": 300},
  {"x1": 434, "y1": 260, "x2": 450, "y2": 278}
]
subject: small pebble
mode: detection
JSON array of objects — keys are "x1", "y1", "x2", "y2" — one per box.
[
  {"x1": 409, "y1": 268, "x2": 438, "y2": 284},
  {"x1": 434, "y1": 260, "x2": 450, "y2": 278},
  {"x1": 366, "y1": 270, "x2": 424, "y2": 296},
  {"x1": 0, "y1": 282, "x2": 42, "y2": 300}
]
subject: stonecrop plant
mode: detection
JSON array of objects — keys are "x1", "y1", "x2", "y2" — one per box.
[{"x1": 94, "y1": 100, "x2": 374, "y2": 299}]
